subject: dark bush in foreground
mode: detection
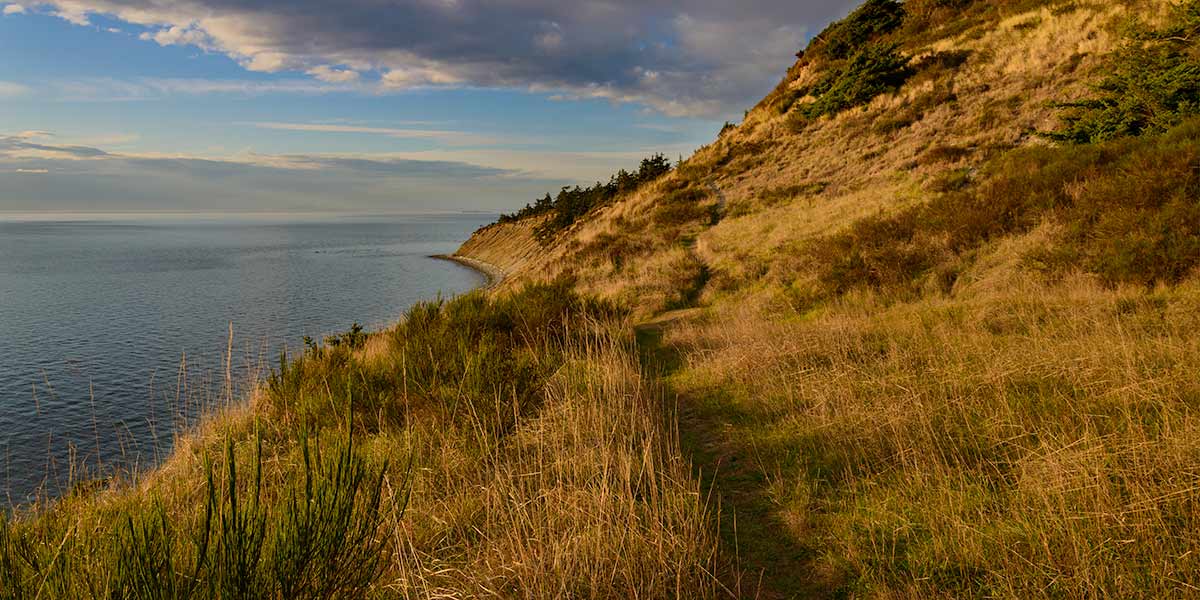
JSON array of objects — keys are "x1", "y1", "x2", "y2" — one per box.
[{"x1": 1, "y1": 429, "x2": 390, "y2": 600}]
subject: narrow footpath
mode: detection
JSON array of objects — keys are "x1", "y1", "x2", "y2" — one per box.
[{"x1": 635, "y1": 315, "x2": 836, "y2": 600}]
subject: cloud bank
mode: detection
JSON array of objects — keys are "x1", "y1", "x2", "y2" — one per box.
[
  {"x1": 0, "y1": 130, "x2": 560, "y2": 212},
  {"x1": 22, "y1": 0, "x2": 855, "y2": 116}
]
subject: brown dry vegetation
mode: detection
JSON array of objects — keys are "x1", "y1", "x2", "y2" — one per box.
[
  {"x1": 6, "y1": 0, "x2": 1198, "y2": 597},
  {"x1": 476, "y1": 0, "x2": 1167, "y2": 314},
  {"x1": 660, "y1": 275, "x2": 1200, "y2": 597},
  {"x1": 448, "y1": 0, "x2": 1200, "y2": 596},
  {"x1": 2, "y1": 288, "x2": 722, "y2": 598}
]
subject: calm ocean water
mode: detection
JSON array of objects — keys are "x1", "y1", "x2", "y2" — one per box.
[{"x1": 0, "y1": 213, "x2": 490, "y2": 505}]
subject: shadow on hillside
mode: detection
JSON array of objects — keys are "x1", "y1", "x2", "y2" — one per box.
[{"x1": 635, "y1": 321, "x2": 842, "y2": 600}]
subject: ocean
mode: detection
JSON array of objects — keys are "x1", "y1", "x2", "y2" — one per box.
[{"x1": 0, "y1": 213, "x2": 491, "y2": 506}]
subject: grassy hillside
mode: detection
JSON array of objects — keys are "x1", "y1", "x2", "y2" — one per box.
[
  {"x1": 1, "y1": 286, "x2": 721, "y2": 598},
  {"x1": 450, "y1": 0, "x2": 1200, "y2": 596},
  {"x1": 6, "y1": 0, "x2": 1200, "y2": 597}
]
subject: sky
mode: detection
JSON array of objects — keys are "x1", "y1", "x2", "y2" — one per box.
[{"x1": 0, "y1": 0, "x2": 856, "y2": 214}]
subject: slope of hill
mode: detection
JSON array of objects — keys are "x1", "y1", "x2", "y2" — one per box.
[
  {"x1": 450, "y1": 0, "x2": 1200, "y2": 596},
  {"x1": 462, "y1": 0, "x2": 1186, "y2": 311},
  {"x1": 5, "y1": 0, "x2": 1199, "y2": 597}
]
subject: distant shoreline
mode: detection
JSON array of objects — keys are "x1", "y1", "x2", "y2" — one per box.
[{"x1": 432, "y1": 254, "x2": 505, "y2": 289}]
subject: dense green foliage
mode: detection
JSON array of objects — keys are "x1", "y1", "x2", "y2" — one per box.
[
  {"x1": 804, "y1": 0, "x2": 905, "y2": 63},
  {"x1": 795, "y1": 42, "x2": 913, "y2": 120},
  {"x1": 1050, "y1": 0, "x2": 1200, "y2": 143},
  {"x1": 496, "y1": 154, "x2": 672, "y2": 240},
  {"x1": 805, "y1": 118, "x2": 1200, "y2": 296},
  {"x1": 766, "y1": 0, "x2": 909, "y2": 118}
]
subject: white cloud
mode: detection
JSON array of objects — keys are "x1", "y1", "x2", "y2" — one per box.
[
  {"x1": 51, "y1": 77, "x2": 361, "y2": 101},
  {"x1": 380, "y1": 65, "x2": 463, "y2": 89},
  {"x1": 51, "y1": 4, "x2": 90, "y2": 25},
  {"x1": 0, "y1": 81, "x2": 30, "y2": 98},
  {"x1": 140, "y1": 25, "x2": 212, "y2": 49},
  {"x1": 242, "y1": 51, "x2": 291, "y2": 72},
  {"x1": 14, "y1": 168, "x2": 48, "y2": 174},
  {"x1": 247, "y1": 121, "x2": 498, "y2": 145},
  {"x1": 307, "y1": 66, "x2": 361, "y2": 83},
  {"x1": 2, "y1": 3, "x2": 26, "y2": 15},
  {"x1": 25, "y1": 0, "x2": 856, "y2": 117},
  {"x1": 73, "y1": 133, "x2": 140, "y2": 146}
]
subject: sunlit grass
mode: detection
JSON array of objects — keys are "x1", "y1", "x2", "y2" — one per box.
[{"x1": 1, "y1": 283, "x2": 721, "y2": 598}]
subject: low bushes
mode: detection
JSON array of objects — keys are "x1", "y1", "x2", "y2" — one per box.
[
  {"x1": 266, "y1": 281, "x2": 619, "y2": 432},
  {"x1": 807, "y1": 118, "x2": 1200, "y2": 296}
]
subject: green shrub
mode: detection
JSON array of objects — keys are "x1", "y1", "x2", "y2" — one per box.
[
  {"x1": 2, "y1": 427, "x2": 392, "y2": 599},
  {"x1": 805, "y1": 0, "x2": 906, "y2": 63},
  {"x1": 323, "y1": 322, "x2": 367, "y2": 350},
  {"x1": 795, "y1": 42, "x2": 912, "y2": 120},
  {"x1": 1048, "y1": 0, "x2": 1200, "y2": 143},
  {"x1": 265, "y1": 281, "x2": 619, "y2": 432}
]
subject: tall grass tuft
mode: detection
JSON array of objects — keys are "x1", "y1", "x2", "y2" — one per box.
[{"x1": 2, "y1": 423, "x2": 393, "y2": 598}]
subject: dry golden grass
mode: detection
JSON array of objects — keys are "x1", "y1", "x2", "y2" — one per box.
[
  {"x1": 477, "y1": 1, "x2": 1159, "y2": 313},
  {"x1": 386, "y1": 335, "x2": 722, "y2": 598},
  {"x1": 661, "y1": 275, "x2": 1200, "y2": 596},
  {"x1": 9, "y1": 1, "x2": 1193, "y2": 597},
  {"x1": 2, "y1": 295, "x2": 722, "y2": 599},
  {"x1": 443, "y1": 4, "x2": 1199, "y2": 594}
]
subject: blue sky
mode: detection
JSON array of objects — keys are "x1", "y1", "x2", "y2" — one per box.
[{"x1": 0, "y1": 1, "x2": 854, "y2": 213}]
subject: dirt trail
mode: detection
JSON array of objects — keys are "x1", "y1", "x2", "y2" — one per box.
[
  {"x1": 707, "y1": 181, "x2": 729, "y2": 217},
  {"x1": 635, "y1": 316, "x2": 835, "y2": 600}
]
